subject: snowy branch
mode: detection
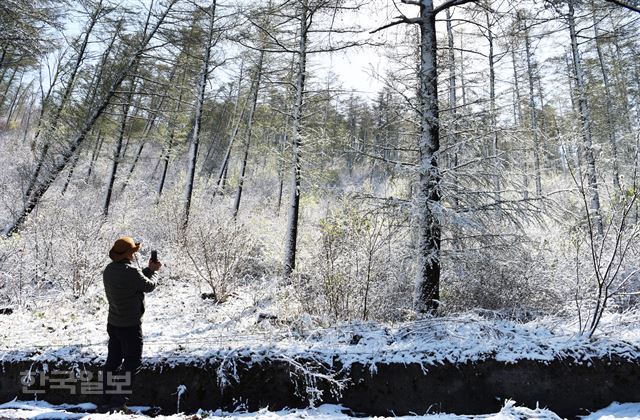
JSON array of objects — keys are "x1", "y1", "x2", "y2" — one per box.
[
  {"x1": 603, "y1": 0, "x2": 640, "y2": 13},
  {"x1": 370, "y1": 16, "x2": 423, "y2": 34},
  {"x1": 433, "y1": 0, "x2": 479, "y2": 15}
]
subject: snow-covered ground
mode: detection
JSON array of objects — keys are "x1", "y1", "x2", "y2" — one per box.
[
  {"x1": 2, "y1": 278, "x2": 640, "y2": 418},
  {"x1": 2, "y1": 399, "x2": 639, "y2": 419},
  {"x1": 2, "y1": 277, "x2": 640, "y2": 369}
]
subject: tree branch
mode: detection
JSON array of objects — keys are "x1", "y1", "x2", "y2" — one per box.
[
  {"x1": 433, "y1": 0, "x2": 478, "y2": 15},
  {"x1": 603, "y1": 0, "x2": 640, "y2": 13},
  {"x1": 370, "y1": 16, "x2": 422, "y2": 34}
]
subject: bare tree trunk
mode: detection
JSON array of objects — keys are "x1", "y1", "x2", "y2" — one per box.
[
  {"x1": 459, "y1": 39, "x2": 467, "y2": 109},
  {"x1": 32, "y1": 53, "x2": 64, "y2": 150},
  {"x1": 157, "y1": 71, "x2": 187, "y2": 201},
  {"x1": 61, "y1": 143, "x2": 82, "y2": 195},
  {"x1": 86, "y1": 130, "x2": 103, "y2": 182},
  {"x1": 633, "y1": 49, "x2": 640, "y2": 224},
  {"x1": 634, "y1": 48, "x2": 640, "y2": 126},
  {"x1": 510, "y1": 40, "x2": 529, "y2": 199},
  {"x1": 4, "y1": 72, "x2": 24, "y2": 125},
  {"x1": 456, "y1": 36, "x2": 467, "y2": 175},
  {"x1": 13, "y1": 80, "x2": 34, "y2": 128},
  {"x1": 276, "y1": 153, "x2": 284, "y2": 214},
  {"x1": 0, "y1": 48, "x2": 6, "y2": 74},
  {"x1": 563, "y1": 51, "x2": 583, "y2": 170},
  {"x1": 414, "y1": 0, "x2": 442, "y2": 314},
  {"x1": 0, "y1": 66, "x2": 7, "y2": 88},
  {"x1": 156, "y1": 131, "x2": 173, "y2": 201},
  {"x1": 593, "y1": 6, "x2": 621, "y2": 190},
  {"x1": 213, "y1": 65, "x2": 247, "y2": 197},
  {"x1": 120, "y1": 73, "x2": 173, "y2": 194},
  {"x1": 3, "y1": 0, "x2": 177, "y2": 236},
  {"x1": 445, "y1": 9, "x2": 458, "y2": 208},
  {"x1": 183, "y1": 0, "x2": 217, "y2": 229},
  {"x1": 283, "y1": 4, "x2": 308, "y2": 278},
  {"x1": 276, "y1": 113, "x2": 291, "y2": 215},
  {"x1": 233, "y1": 50, "x2": 265, "y2": 218},
  {"x1": 522, "y1": 16, "x2": 542, "y2": 196},
  {"x1": 568, "y1": 0, "x2": 604, "y2": 235},
  {"x1": 221, "y1": 162, "x2": 229, "y2": 190},
  {"x1": 21, "y1": 90, "x2": 38, "y2": 143},
  {"x1": 634, "y1": 133, "x2": 640, "y2": 225},
  {"x1": 104, "y1": 77, "x2": 136, "y2": 216},
  {"x1": 0, "y1": 67, "x2": 17, "y2": 110},
  {"x1": 485, "y1": 8, "x2": 500, "y2": 202}
]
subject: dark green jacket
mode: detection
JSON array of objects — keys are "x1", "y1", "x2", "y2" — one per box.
[{"x1": 103, "y1": 260, "x2": 157, "y2": 327}]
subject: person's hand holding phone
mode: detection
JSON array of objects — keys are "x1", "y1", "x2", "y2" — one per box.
[{"x1": 149, "y1": 250, "x2": 162, "y2": 272}]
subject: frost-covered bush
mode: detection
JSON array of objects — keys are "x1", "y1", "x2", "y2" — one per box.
[
  {"x1": 611, "y1": 260, "x2": 640, "y2": 311},
  {"x1": 183, "y1": 209, "x2": 267, "y2": 302},
  {"x1": 56, "y1": 212, "x2": 107, "y2": 297},
  {"x1": 442, "y1": 240, "x2": 562, "y2": 316},
  {"x1": 560, "y1": 188, "x2": 640, "y2": 335},
  {"x1": 0, "y1": 235, "x2": 31, "y2": 304},
  {"x1": 18, "y1": 196, "x2": 110, "y2": 297},
  {"x1": 294, "y1": 198, "x2": 413, "y2": 321}
]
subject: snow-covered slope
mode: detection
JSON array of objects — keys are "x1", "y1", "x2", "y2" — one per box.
[{"x1": 2, "y1": 277, "x2": 640, "y2": 368}]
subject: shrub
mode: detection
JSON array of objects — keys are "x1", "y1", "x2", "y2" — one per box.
[{"x1": 183, "y1": 214, "x2": 264, "y2": 302}]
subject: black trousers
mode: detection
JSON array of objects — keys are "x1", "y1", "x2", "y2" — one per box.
[{"x1": 103, "y1": 323, "x2": 143, "y2": 402}]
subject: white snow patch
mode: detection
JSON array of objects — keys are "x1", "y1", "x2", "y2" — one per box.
[
  {"x1": 0, "y1": 399, "x2": 584, "y2": 419},
  {"x1": 1, "y1": 278, "x2": 639, "y2": 370},
  {"x1": 581, "y1": 402, "x2": 640, "y2": 420}
]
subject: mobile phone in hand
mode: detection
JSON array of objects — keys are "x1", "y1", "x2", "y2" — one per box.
[{"x1": 151, "y1": 250, "x2": 158, "y2": 263}]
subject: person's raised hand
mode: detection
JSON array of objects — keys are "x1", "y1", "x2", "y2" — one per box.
[{"x1": 148, "y1": 259, "x2": 162, "y2": 272}]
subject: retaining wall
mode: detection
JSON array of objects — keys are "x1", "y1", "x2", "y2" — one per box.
[{"x1": 1, "y1": 356, "x2": 638, "y2": 417}]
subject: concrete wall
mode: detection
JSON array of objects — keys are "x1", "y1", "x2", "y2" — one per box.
[{"x1": 1, "y1": 356, "x2": 639, "y2": 417}]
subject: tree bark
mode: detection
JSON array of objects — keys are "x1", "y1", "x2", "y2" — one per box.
[
  {"x1": 283, "y1": 4, "x2": 309, "y2": 278},
  {"x1": 510, "y1": 40, "x2": 529, "y2": 199},
  {"x1": 0, "y1": 48, "x2": 5, "y2": 74},
  {"x1": 522, "y1": 15, "x2": 542, "y2": 196},
  {"x1": 157, "y1": 70, "x2": 187, "y2": 201},
  {"x1": 485, "y1": 8, "x2": 500, "y2": 202},
  {"x1": 183, "y1": 0, "x2": 217, "y2": 229},
  {"x1": 233, "y1": 50, "x2": 265, "y2": 218},
  {"x1": 104, "y1": 77, "x2": 136, "y2": 216},
  {"x1": 445, "y1": 8, "x2": 457, "y2": 206},
  {"x1": 281, "y1": 4, "x2": 315, "y2": 277},
  {"x1": 4, "y1": 71, "x2": 24, "y2": 125},
  {"x1": 86, "y1": 130, "x2": 103, "y2": 182},
  {"x1": 21, "y1": 90, "x2": 37, "y2": 143},
  {"x1": 61, "y1": 142, "x2": 82, "y2": 196},
  {"x1": 592, "y1": 6, "x2": 621, "y2": 190},
  {"x1": 0, "y1": 66, "x2": 17, "y2": 110},
  {"x1": 414, "y1": 0, "x2": 441, "y2": 314},
  {"x1": 213, "y1": 66, "x2": 247, "y2": 197},
  {"x1": 568, "y1": 0, "x2": 604, "y2": 236}
]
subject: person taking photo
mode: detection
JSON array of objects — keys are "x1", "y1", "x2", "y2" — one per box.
[{"x1": 102, "y1": 236, "x2": 161, "y2": 409}]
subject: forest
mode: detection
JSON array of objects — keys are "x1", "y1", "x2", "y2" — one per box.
[{"x1": 1, "y1": 0, "x2": 640, "y2": 339}]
